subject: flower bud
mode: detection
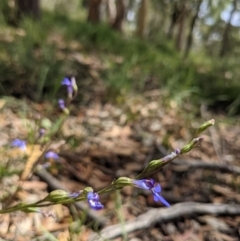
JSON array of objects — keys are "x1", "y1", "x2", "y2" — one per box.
[
  {"x1": 44, "y1": 190, "x2": 70, "y2": 203},
  {"x1": 181, "y1": 137, "x2": 204, "y2": 154},
  {"x1": 112, "y1": 177, "x2": 132, "y2": 189},
  {"x1": 195, "y1": 119, "x2": 215, "y2": 136},
  {"x1": 71, "y1": 76, "x2": 78, "y2": 92}
]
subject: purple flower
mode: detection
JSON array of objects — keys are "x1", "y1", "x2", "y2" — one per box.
[
  {"x1": 45, "y1": 151, "x2": 59, "y2": 160},
  {"x1": 132, "y1": 179, "x2": 170, "y2": 207},
  {"x1": 58, "y1": 99, "x2": 65, "y2": 110},
  {"x1": 132, "y1": 179, "x2": 155, "y2": 190},
  {"x1": 39, "y1": 128, "x2": 46, "y2": 137},
  {"x1": 151, "y1": 184, "x2": 170, "y2": 207},
  {"x1": 62, "y1": 77, "x2": 73, "y2": 96},
  {"x1": 62, "y1": 77, "x2": 72, "y2": 86},
  {"x1": 11, "y1": 139, "x2": 26, "y2": 151},
  {"x1": 87, "y1": 192, "x2": 104, "y2": 210}
]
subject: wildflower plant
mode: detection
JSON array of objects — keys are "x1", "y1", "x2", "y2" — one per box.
[
  {"x1": 45, "y1": 151, "x2": 59, "y2": 160},
  {"x1": 1, "y1": 76, "x2": 215, "y2": 220},
  {"x1": 11, "y1": 139, "x2": 27, "y2": 151},
  {"x1": 87, "y1": 192, "x2": 104, "y2": 210},
  {"x1": 131, "y1": 179, "x2": 170, "y2": 207},
  {"x1": 38, "y1": 128, "x2": 46, "y2": 138},
  {"x1": 61, "y1": 76, "x2": 78, "y2": 99}
]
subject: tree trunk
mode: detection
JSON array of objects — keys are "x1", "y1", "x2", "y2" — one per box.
[
  {"x1": 175, "y1": 3, "x2": 186, "y2": 51},
  {"x1": 136, "y1": 0, "x2": 147, "y2": 38},
  {"x1": 184, "y1": 0, "x2": 202, "y2": 58},
  {"x1": 16, "y1": 0, "x2": 41, "y2": 20},
  {"x1": 87, "y1": 0, "x2": 102, "y2": 23},
  {"x1": 111, "y1": 0, "x2": 125, "y2": 31},
  {"x1": 219, "y1": 0, "x2": 237, "y2": 57},
  {"x1": 167, "y1": 2, "x2": 180, "y2": 39},
  {"x1": 106, "y1": 0, "x2": 116, "y2": 24}
]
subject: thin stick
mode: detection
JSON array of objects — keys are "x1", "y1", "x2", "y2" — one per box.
[
  {"x1": 172, "y1": 159, "x2": 240, "y2": 174},
  {"x1": 89, "y1": 202, "x2": 240, "y2": 241}
]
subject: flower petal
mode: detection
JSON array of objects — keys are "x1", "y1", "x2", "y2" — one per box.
[
  {"x1": 58, "y1": 99, "x2": 65, "y2": 110},
  {"x1": 153, "y1": 183, "x2": 161, "y2": 193},
  {"x1": 67, "y1": 85, "x2": 73, "y2": 94},
  {"x1": 11, "y1": 139, "x2": 26, "y2": 150},
  {"x1": 87, "y1": 192, "x2": 99, "y2": 201},
  {"x1": 62, "y1": 77, "x2": 71, "y2": 86},
  {"x1": 87, "y1": 192, "x2": 104, "y2": 210},
  {"x1": 152, "y1": 192, "x2": 170, "y2": 207},
  {"x1": 88, "y1": 199, "x2": 104, "y2": 210},
  {"x1": 45, "y1": 151, "x2": 59, "y2": 159},
  {"x1": 132, "y1": 179, "x2": 155, "y2": 190}
]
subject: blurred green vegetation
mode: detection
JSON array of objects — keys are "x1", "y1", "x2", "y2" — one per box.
[{"x1": 0, "y1": 1, "x2": 240, "y2": 114}]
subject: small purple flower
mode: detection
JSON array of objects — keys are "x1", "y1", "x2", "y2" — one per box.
[
  {"x1": 58, "y1": 99, "x2": 65, "y2": 110},
  {"x1": 62, "y1": 77, "x2": 73, "y2": 96},
  {"x1": 151, "y1": 184, "x2": 170, "y2": 207},
  {"x1": 132, "y1": 179, "x2": 170, "y2": 207},
  {"x1": 132, "y1": 179, "x2": 155, "y2": 190},
  {"x1": 39, "y1": 128, "x2": 46, "y2": 137},
  {"x1": 11, "y1": 139, "x2": 26, "y2": 151},
  {"x1": 62, "y1": 77, "x2": 71, "y2": 85},
  {"x1": 87, "y1": 192, "x2": 104, "y2": 210},
  {"x1": 45, "y1": 151, "x2": 59, "y2": 160}
]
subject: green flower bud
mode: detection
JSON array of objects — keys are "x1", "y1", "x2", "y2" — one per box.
[
  {"x1": 63, "y1": 107, "x2": 70, "y2": 115},
  {"x1": 82, "y1": 187, "x2": 94, "y2": 195},
  {"x1": 195, "y1": 119, "x2": 215, "y2": 136},
  {"x1": 136, "y1": 160, "x2": 162, "y2": 179},
  {"x1": 71, "y1": 76, "x2": 78, "y2": 92},
  {"x1": 41, "y1": 118, "x2": 52, "y2": 130},
  {"x1": 113, "y1": 177, "x2": 132, "y2": 189},
  {"x1": 181, "y1": 137, "x2": 204, "y2": 154},
  {"x1": 44, "y1": 190, "x2": 70, "y2": 203},
  {"x1": 145, "y1": 160, "x2": 160, "y2": 173}
]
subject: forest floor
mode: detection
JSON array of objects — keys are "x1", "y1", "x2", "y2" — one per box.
[
  {"x1": 0, "y1": 83, "x2": 240, "y2": 241},
  {"x1": 0, "y1": 6, "x2": 240, "y2": 240}
]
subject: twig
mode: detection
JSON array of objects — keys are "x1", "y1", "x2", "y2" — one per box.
[
  {"x1": 172, "y1": 159, "x2": 240, "y2": 174},
  {"x1": 208, "y1": 126, "x2": 223, "y2": 163},
  {"x1": 89, "y1": 202, "x2": 240, "y2": 241},
  {"x1": 35, "y1": 168, "x2": 107, "y2": 227},
  {"x1": 200, "y1": 105, "x2": 223, "y2": 163}
]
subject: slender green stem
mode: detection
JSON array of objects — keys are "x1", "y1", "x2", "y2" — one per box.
[{"x1": 0, "y1": 120, "x2": 214, "y2": 214}]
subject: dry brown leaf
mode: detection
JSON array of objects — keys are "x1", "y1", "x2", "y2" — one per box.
[
  {"x1": 21, "y1": 144, "x2": 43, "y2": 180},
  {"x1": 21, "y1": 180, "x2": 47, "y2": 191},
  {"x1": 104, "y1": 125, "x2": 132, "y2": 138},
  {"x1": 57, "y1": 230, "x2": 70, "y2": 241},
  {"x1": 212, "y1": 185, "x2": 240, "y2": 201},
  {"x1": 0, "y1": 99, "x2": 6, "y2": 109},
  {"x1": 0, "y1": 213, "x2": 10, "y2": 235}
]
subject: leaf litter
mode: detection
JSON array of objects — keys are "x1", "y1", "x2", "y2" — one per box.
[{"x1": 0, "y1": 87, "x2": 239, "y2": 240}]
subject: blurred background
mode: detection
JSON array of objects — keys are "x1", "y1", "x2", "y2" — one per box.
[
  {"x1": 0, "y1": 1, "x2": 240, "y2": 241},
  {"x1": 0, "y1": 0, "x2": 240, "y2": 114}
]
